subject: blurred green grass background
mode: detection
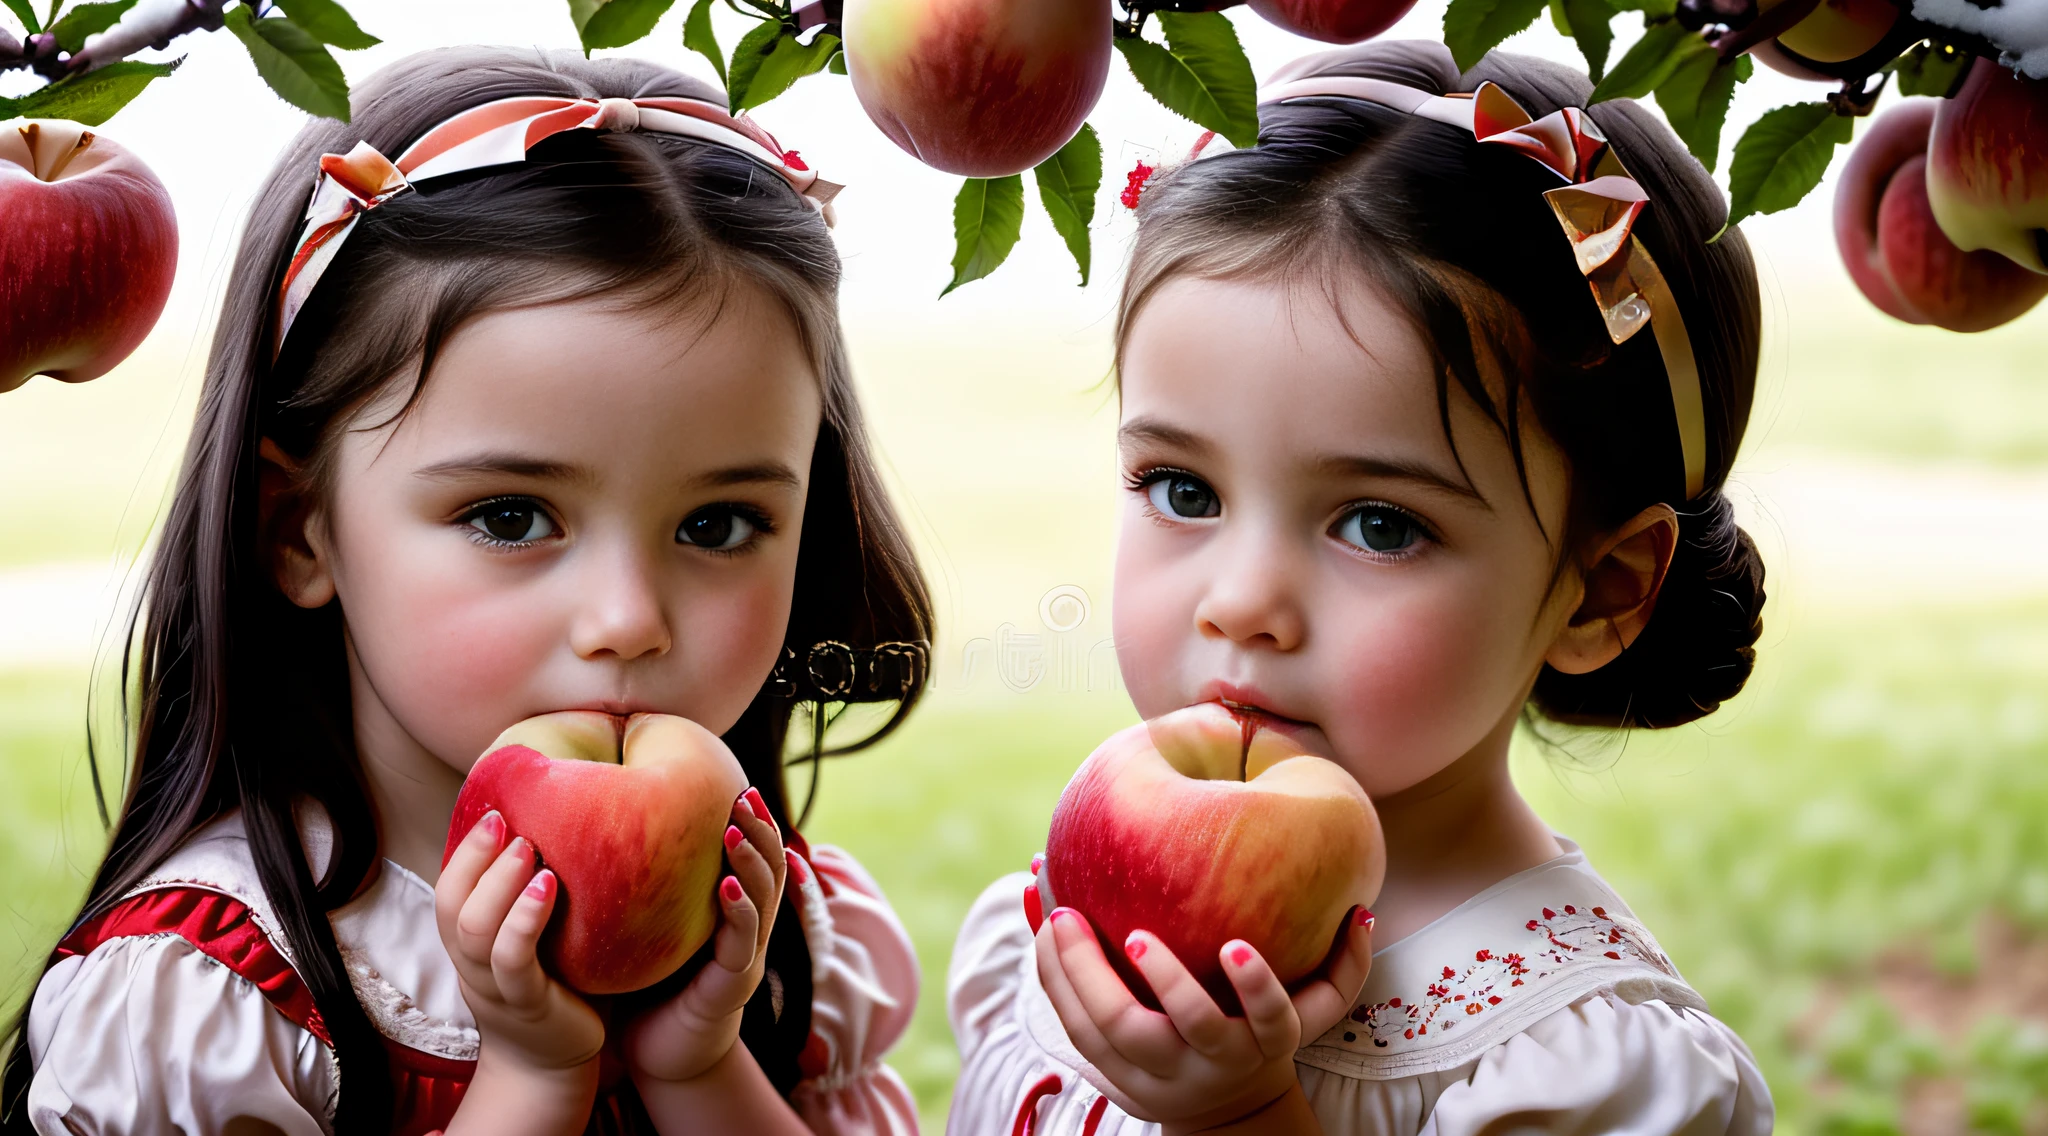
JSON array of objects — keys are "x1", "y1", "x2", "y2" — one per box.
[{"x1": 6, "y1": 292, "x2": 2048, "y2": 1135}]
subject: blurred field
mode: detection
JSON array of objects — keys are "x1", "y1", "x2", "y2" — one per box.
[{"x1": 5, "y1": 281, "x2": 2048, "y2": 1136}]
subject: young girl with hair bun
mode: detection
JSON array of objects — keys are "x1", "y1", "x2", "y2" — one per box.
[
  {"x1": 949, "y1": 40, "x2": 1773, "y2": 1136},
  {"x1": 6, "y1": 46, "x2": 930, "y2": 1136}
]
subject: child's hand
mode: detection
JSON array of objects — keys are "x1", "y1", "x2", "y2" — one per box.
[
  {"x1": 1035, "y1": 904, "x2": 1374, "y2": 1134},
  {"x1": 435, "y1": 811, "x2": 605, "y2": 1074},
  {"x1": 622, "y1": 787, "x2": 789, "y2": 1085}
]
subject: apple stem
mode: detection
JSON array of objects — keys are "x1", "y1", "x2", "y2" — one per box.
[{"x1": 40, "y1": 131, "x2": 96, "y2": 181}]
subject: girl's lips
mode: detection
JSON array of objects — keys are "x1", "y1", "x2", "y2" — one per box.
[{"x1": 1209, "y1": 697, "x2": 1331, "y2": 758}]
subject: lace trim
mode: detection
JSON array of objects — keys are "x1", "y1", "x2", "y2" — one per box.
[{"x1": 342, "y1": 946, "x2": 480, "y2": 1062}]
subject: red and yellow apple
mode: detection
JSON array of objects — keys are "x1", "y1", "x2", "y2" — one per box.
[
  {"x1": 1042, "y1": 703, "x2": 1383, "y2": 1013},
  {"x1": 1750, "y1": 0, "x2": 1908, "y2": 80},
  {"x1": 0, "y1": 120, "x2": 177, "y2": 394},
  {"x1": 1928, "y1": 58, "x2": 2048, "y2": 275},
  {"x1": 442, "y1": 711, "x2": 750, "y2": 995},
  {"x1": 1834, "y1": 101, "x2": 2048, "y2": 331},
  {"x1": 1247, "y1": 0, "x2": 1418, "y2": 44},
  {"x1": 841, "y1": 0, "x2": 1112, "y2": 177}
]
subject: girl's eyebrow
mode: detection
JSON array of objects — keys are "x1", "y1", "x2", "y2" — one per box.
[
  {"x1": 415, "y1": 453, "x2": 594, "y2": 484},
  {"x1": 688, "y1": 462, "x2": 804, "y2": 490},
  {"x1": 1118, "y1": 416, "x2": 1212, "y2": 456},
  {"x1": 1313, "y1": 453, "x2": 1490, "y2": 507}
]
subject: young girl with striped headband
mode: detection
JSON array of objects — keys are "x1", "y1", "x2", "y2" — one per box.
[
  {"x1": 5, "y1": 47, "x2": 929, "y2": 1136},
  {"x1": 950, "y1": 40, "x2": 1772, "y2": 1135}
]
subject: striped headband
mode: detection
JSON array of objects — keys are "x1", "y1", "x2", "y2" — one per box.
[
  {"x1": 1257, "y1": 77, "x2": 1708, "y2": 501},
  {"x1": 275, "y1": 95, "x2": 842, "y2": 354}
]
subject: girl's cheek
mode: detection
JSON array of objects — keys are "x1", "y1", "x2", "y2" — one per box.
[
  {"x1": 1324, "y1": 585, "x2": 1532, "y2": 796},
  {"x1": 1111, "y1": 531, "x2": 1197, "y2": 717}
]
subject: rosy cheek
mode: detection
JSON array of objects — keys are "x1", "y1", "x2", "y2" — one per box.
[{"x1": 1112, "y1": 529, "x2": 1193, "y2": 716}]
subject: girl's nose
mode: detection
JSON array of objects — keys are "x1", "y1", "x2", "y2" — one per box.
[
  {"x1": 568, "y1": 541, "x2": 673, "y2": 662},
  {"x1": 1193, "y1": 532, "x2": 1307, "y2": 652}
]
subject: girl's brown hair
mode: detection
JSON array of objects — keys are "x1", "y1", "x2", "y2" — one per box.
[
  {"x1": 4, "y1": 46, "x2": 930, "y2": 1131},
  {"x1": 1118, "y1": 40, "x2": 1765, "y2": 732}
]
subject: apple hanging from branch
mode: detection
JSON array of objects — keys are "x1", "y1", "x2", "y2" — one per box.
[
  {"x1": 442, "y1": 711, "x2": 751, "y2": 995},
  {"x1": 0, "y1": 120, "x2": 176, "y2": 394},
  {"x1": 1041, "y1": 703, "x2": 1383, "y2": 1014},
  {"x1": 1927, "y1": 57, "x2": 2048, "y2": 276}
]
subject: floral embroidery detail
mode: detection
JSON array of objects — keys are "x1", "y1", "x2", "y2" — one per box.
[{"x1": 1344, "y1": 905, "x2": 1667, "y2": 1049}]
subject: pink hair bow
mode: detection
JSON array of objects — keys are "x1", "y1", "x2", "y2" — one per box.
[
  {"x1": 276, "y1": 95, "x2": 841, "y2": 351},
  {"x1": 1256, "y1": 77, "x2": 1707, "y2": 499}
]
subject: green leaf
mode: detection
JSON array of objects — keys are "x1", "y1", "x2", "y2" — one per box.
[
  {"x1": 48, "y1": 0, "x2": 132, "y2": 54},
  {"x1": 727, "y1": 26, "x2": 837, "y2": 111},
  {"x1": 5, "y1": 0, "x2": 42, "y2": 36},
  {"x1": 1654, "y1": 51, "x2": 1747, "y2": 171},
  {"x1": 0, "y1": 56, "x2": 178, "y2": 125},
  {"x1": 1033, "y1": 123, "x2": 1101, "y2": 286},
  {"x1": 683, "y1": 0, "x2": 724, "y2": 85},
  {"x1": 1442, "y1": 0, "x2": 1547, "y2": 73},
  {"x1": 1725, "y1": 100, "x2": 1853, "y2": 231},
  {"x1": 1890, "y1": 40, "x2": 1970, "y2": 99},
  {"x1": 1609, "y1": 0, "x2": 1675, "y2": 17},
  {"x1": 224, "y1": 7, "x2": 351, "y2": 121},
  {"x1": 1553, "y1": 0, "x2": 1616, "y2": 82},
  {"x1": 576, "y1": 0, "x2": 674, "y2": 52},
  {"x1": 827, "y1": 47, "x2": 845, "y2": 74},
  {"x1": 943, "y1": 174, "x2": 1024, "y2": 297},
  {"x1": 1114, "y1": 12, "x2": 1258, "y2": 150},
  {"x1": 1589, "y1": 17, "x2": 1709, "y2": 102},
  {"x1": 272, "y1": 0, "x2": 379, "y2": 50}
]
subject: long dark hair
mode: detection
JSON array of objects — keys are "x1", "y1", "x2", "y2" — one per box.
[
  {"x1": 1118, "y1": 40, "x2": 1765, "y2": 730},
  {"x1": 4, "y1": 46, "x2": 930, "y2": 1131}
]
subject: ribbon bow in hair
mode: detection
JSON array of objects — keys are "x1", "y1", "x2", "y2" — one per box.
[
  {"x1": 276, "y1": 95, "x2": 842, "y2": 352},
  {"x1": 1256, "y1": 77, "x2": 1708, "y2": 500}
]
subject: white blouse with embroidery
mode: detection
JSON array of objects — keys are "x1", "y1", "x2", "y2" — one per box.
[
  {"x1": 24, "y1": 811, "x2": 922, "y2": 1136},
  {"x1": 947, "y1": 838, "x2": 1772, "y2": 1136}
]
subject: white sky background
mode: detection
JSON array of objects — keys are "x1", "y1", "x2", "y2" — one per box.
[{"x1": 3, "y1": 0, "x2": 1868, "y2": 338}]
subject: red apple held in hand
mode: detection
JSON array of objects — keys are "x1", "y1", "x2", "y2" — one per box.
[
  {"x1": 1247, "y1": 0, "x2": 1418, "y2": 44},
  {"x1": 1043, "y1": 703, "x2": 1383, "y2": 1013},
  {"x1": 0, "y1": 121, "x2": 177, "y2": 394},
  {"x1": 1836, "y1": 102, "x2": 2048, "y2": 330},
  {"x1": 443, "y1": 711, "x2": 750, "y2": 995},
  {"x1": 841, "y1": 0, "x2": 1112, "y2": 177},
  {"x1": 1928, "y1": 58, "x2": 2048, "y2": 275}
]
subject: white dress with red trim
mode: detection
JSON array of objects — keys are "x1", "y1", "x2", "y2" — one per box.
[
  {"x1": 23, "y1": 810, "x2": 922, "y2": 1136},
  {"x1": 946, "y1": 838, "x2": 1772, "y2": 1136}
]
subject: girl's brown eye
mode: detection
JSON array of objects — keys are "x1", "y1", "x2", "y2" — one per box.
[
  {"x1": 1147, "y1": 474, "x2": 1219, "y2": 519},
  {"x1": 466, "y1": 500, "x2": 555, "y2": 544},
  {"x1": 1335, "y1": 505, "x2": 1423, "y2": 553},
  {"x1": 677, "y1": 505, "x2": 758, "y2": 550}
]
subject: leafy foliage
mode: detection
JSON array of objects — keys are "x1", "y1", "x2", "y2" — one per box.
[
  {"x1": 1552, "y1": 0, "x2": 1616, "y2": 82},
  {"x1": 1115, "y1": 12, "x2": 1259, "y2": 150},
  {"x1": 574, "y1": 0, "x2": 675, "y2": 54},
  {"x1": 944, "y1": 174, "x2": 1025, "y2": 297},
  {"x1": 683, "y1": 0, "x2": 724, "y2": 86},
  {"x1": 3, "y1": 0, "x2": 40, "y2": 35},
  {"x1": 1588, "y1": 17, "x2": 1706, "y2": 102},
  {"x1": 0, "y1": 55, "x2": 176, "y2": 124},
  {"x1": 1654, "y1": 49, "x2": 1749, "y2": 171},
  {"x1": 727, "y1": 24, "x2": 837, "y2": 112},
  {"x1": 1444, "y1": 0, "x2": 1549, "y2": 73},
  {"x1": 1033, "y1": 124, "x2": 1102, "y2": 287},
  {"x1": 224, "y1": 5, "x2": 351, "y2": 121},
  {"x1": 1726, "y1": 100, "x2": 1854, "y2": 231},
  {"x1": 272, "y1": 0, "x2": 379, "y2": 50},
  {"x1": 48, "y1": 0, "x2": 132, "y2": 54},
  {"x1": 1890, "y1": 39, "x2": 1972, "y2": 99}
]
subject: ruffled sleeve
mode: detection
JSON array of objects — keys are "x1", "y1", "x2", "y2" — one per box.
[
  {"x1": 25, "y1": 934, "x2": 336, "y2": 1136},
  {"x1": 790, "y1": 844, "x2": 923, "y2": 1136},
  {"x1": 1297, "y1": 990, "x2": 1773, "y2": 1136}
]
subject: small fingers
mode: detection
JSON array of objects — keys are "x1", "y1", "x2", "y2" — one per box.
[
  {"x1": 731, "y1": 790, "x2": 786, "y2": 888},
  {"x1": 1219, "y1": 940, "x2": 1300, "y2": 1062},
  {"x1": 435, "y1": 811, "x2": 506, "y2": 933},
  {"x1": 1122, "y1": 930, "x2": 1235, "y2": 1056},
  {"x1": 724, "y1": 823, "x2": 779, "y2": 941},
  {"x1": 1047, "y1": 909, "x2": 1189, "y2": 1077},
  {"x1": 1294, "y1": 907, "x2": 1375, "y2": 1039},
  {"x1": 710, "y1": 874, "x2": 761, "y2": 973},
  {"x1": 489, "y1": 869, "x2": 558, "y2": 1008},
  {"x1": 455, "y1": 837, "x2": 536, "y2": 966}
]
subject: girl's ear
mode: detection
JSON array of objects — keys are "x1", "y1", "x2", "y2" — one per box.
[
  {"x1": 1544, "y1": 503, "x2": 1679, "y2": 676},
  {"x1": 258, "y1": 438, "x2": 337, "y2": 609}
]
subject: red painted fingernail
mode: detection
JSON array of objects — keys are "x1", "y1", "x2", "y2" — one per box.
[
  {"x1": 1050, "y1": 906, "x2": 1077, "y2": 926},
  {"x1": 787, "y1": 851, "x2": 809, "y2": 885},
  {"x1": 1029, "y1": 852, "x2": 1044, "y2": 875},
  {"x1": 724, "y1": 825, "x2": 744, "y2": 851},
  {"x1": 524, "y1": 870, "x2": 554, "y2": 901},
  {"x1": 478, "y1": 811, "x2": 504, "y2": 842},
  {"x1": 743, "y1": 787, "x2": 771, "y2": 824},
  {"x1": 1229, "y1": 945, "x2": 1253, "y2": 967},
  {"x1": 1023, "y1": 885, "x2": 1044, "y2": 933},
  {"x1": 1125, "y1": 933, "x2": 1147, "y2": 961},
  {"x1": 721, "y1": 875, "x2": 744, "y2": 903},
  {"x1": 1357, "y1": 908, "x2": 1375, "y2": 927}
]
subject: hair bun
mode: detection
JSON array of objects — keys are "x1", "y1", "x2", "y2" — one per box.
[{"x1": 1531, "y1": 492, "x2": 1765, "y2": 729}]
